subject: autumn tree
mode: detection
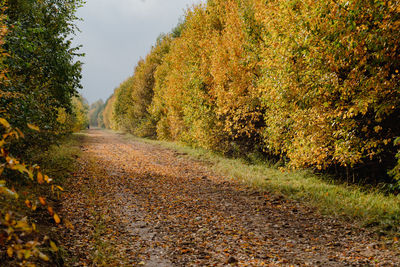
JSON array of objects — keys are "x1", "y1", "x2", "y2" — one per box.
[
  {"x1": 112, "y1": 0, "x2": 400, "y2": 184},
  {"x1": 88, "y1": 99, "x2": 105, "y2": 127},
  {"x1": 254, "y1": 0, "x2": 400, "y2": 180},
  {"x1": 102, "y1": 93, "x2": 117, "y2": 130},
  {"x1": 112, "y1": 35, "x2": 172, "y2": 137}
]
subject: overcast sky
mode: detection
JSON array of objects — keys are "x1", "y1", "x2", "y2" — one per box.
[{"x1": 72, "y1": 0, "x2": 202, "y2": 104}]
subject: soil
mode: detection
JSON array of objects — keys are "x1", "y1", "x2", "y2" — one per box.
[{"x1": 60, "y1": 129, "x2": 400, "y2": 266}]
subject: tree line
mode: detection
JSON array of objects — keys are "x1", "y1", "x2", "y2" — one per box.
[
  {"x1": 96, "y1": 0, "x2": 399, "y2": 186},
  {"x1": 1, "y1": 0, "x2": 87, "y2": 264}
]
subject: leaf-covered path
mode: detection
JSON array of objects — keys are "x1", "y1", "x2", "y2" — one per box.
[{"x1": 61, "y1": 129, "x2": 399, "y2": 266}]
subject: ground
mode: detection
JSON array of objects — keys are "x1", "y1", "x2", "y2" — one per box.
[{"x1": 60, "y1": 129, "x2": 400, "y2": 266}]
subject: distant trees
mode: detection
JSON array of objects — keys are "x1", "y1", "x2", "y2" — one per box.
[
  {"x1": 88, "y1": 99, "x2": 104, "y2": 127},
  {"x1": 102, "y1": 93, "x2": 117, "y2": 130},
  {"x1": 58, "y1": 95, "x2": 90, "y2": 132},
  {"x1": 113, "y1": 35, "x2": 172, "y2": 137},
  {"x1": 108, "y1": 0, "x2": 400, "y2": 184}
]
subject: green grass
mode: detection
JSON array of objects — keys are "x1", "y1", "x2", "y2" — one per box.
[
  {"x1": 119, "y1": 131, "x2": 400, "y2": 238},
  {"x1": 32, "y1": 133, "x2": 83, "y2": 184}
]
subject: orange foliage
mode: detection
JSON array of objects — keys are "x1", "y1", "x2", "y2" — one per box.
[{"x1": 113, "y1": 0, "x2": 400, "y2": 182}]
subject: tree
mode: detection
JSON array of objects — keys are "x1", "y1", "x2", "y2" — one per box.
[
  {"x1": 1, "y1": 0, "x2": 84, "y2": 160},
  {"x1": 88, "y1": 99, "x2": 104, "y2": 127}
]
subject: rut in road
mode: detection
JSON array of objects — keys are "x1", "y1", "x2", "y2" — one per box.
[{"x1": 61, "y1": 129, "x2": 400, "y2": 266}]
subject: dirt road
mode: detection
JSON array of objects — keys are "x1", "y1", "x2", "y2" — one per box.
[{"x1": 60, "y1": 129, "x2": 399, "y2": 266}]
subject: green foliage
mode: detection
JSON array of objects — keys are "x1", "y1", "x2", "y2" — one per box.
[
  {"x1": 1, "y1": 0, "x2": 84, "y2": 160},
  {"x1": 389, "y1": 138, "x2": 400, "y2": 181},
  {"x1": 0, "y1": 0, "x2": 84, "y2": 265}
]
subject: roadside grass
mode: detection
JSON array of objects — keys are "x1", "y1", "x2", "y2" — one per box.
[
  {"x1": 30, "y1": 133, "x2": 83, "y2": 185},
  {"x1": 118, "y1": 131, "x2": 400, "y2": 239}
]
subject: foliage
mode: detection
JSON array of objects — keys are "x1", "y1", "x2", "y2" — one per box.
[
  {"x1": 0, "y1": 0, "x2": 84, "y2": 265},
  {"x1": 150, "y1": 4, "x2": 224, "y2": 149},
  {"x1": 113, "y1": 35, "x2": 172, "y2": 138},
  {"x1": 389, "y1": 138, "x2": 400, "y2": 181},
  {"x1": 88, "y1": 99, "x2": 104, "y2": 127},
  {"x1": 110, "y1": 0, "x2": 400, "y2": 184},
  {"x1": 0, "y1": 118, "x2": 64, "y2": 265},
  {"x1": 255, "y1": 0, "x2": 400, "y2": 176},
  {"x1": 0, "y1": 0, "x2": 6, "y2": 85},
  {"x1": 57, "y1": 95, "x2": 89, "y2": 133},
  {"x1": 102, "y1": 93, "x2": 117, "y2": 130},
  {"x1": 1, "y1": 0, "x2": 84, "y2": 161}
]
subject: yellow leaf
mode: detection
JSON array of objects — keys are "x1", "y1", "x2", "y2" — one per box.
[
  {"x1": 38, "y1": 252, "x2": 49, "y2": 261},
  {"x1": 56, "y1": 186, "x2": 64, "y2": 191},
  {"x1": 25, "y1": 199, "x2": 32, "y2": 208},
  {"x1": 50, "y1": 241, "x2": 58, "y2": 252},
  {"x1": 15, "y1": 217, "x2": 30, "y2": 230},
  {"x1": 7, "y1": 246, "x2": 13, "y2": 257},
  {"x1": 12, "y1": 163, "x2": 28, "y2": 174},
  {"x1": 15, "y1": 128, "x2": 24, "y2": 138},
  {"x1": 53, "y1": 213, "x2": 61, "y2": 224},
  {"x1": 64, "y1": 219, "x2": 75, "y2": 230},
  {"x1": 44, "y1": 175, "x2": 51, "y2": 183},
  {"x1": 27, "y1": 167, "x2": 34, "y2": 179},
  {"x1": 24, "y1": 250, "x2": 31, "y2": 259},
  {"x1": 37, "y1": 172, "x2": 44, "y2": 184},
  {"x1": 0, "y1": 118, "x2": 10, "y2": 129},
  {"x1": 39, "y1": 196, "x2": 46, "y2": 206},
  {"x1": 27, "y1": 123, "x2": 40, "y2": 131}
]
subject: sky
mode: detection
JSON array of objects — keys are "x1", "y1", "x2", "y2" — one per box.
[{"x1": 72, "y1": 0, "x2": 203, "y2": 104}]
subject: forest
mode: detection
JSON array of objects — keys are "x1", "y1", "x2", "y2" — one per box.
[
  {"x1": 96, "y1": 0, "x2": 400, "y2": 186},
  {"x1": 1, "y1": 0, "x2": 400, "y2": 265}
]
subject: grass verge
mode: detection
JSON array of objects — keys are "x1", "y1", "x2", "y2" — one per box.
[
  {"x1": 119, "y1": 131, "x2": 400, "y2": 239},
  {"x1": 32, "y1": 133, "x2": 83, "y2": 185}
]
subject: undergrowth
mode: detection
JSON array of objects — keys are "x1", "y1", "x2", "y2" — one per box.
[{"x1": 0, "y1": 133, "x2": 82, "y2": 266}]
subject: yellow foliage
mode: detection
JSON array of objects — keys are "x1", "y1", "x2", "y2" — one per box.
[
  {"x1": 0, "y1": 118, "x2": 65, "y2": 265},
  {"x1": 113, "y1": 0, "x2": 400, "y2": 180}
]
